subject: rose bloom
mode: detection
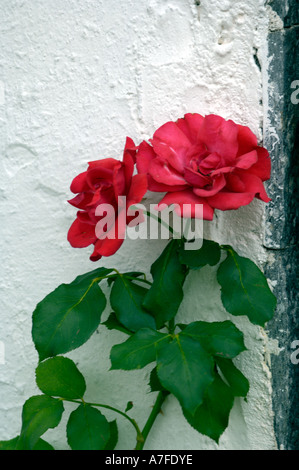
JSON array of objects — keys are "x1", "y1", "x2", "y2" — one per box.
[
  {"x1": 67, "y1": 138, "x2": 147, "y2": 261},
  {"x1": 136, "y1": 113, "x2": 271, "y2": 220}
]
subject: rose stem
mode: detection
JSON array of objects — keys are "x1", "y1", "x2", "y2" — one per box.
[{"x1": 134, "y1": 391, "x2": 169, "y2": 450}]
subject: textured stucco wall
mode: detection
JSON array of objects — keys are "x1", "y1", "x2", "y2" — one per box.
[{"x1": 0, "y1": 0, "x2": 279, "y2": 450}]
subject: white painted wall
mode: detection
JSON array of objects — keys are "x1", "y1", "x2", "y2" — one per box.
[{"x1": 0, "y1": 0, "x2": 279, "y2": 450}]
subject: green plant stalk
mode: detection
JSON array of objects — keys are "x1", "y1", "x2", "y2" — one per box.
[
  {"x1": 93, "y1": 270, "x2": 152, "y2": 286},
  {"x1": 111, "y1": 268, "x2": 153, "y2": 286},
  {"x1": 135, "y1": 391, "x2": 169, "y2": 450},
  {"x1": 129, "y1": 205, "x2": 181, "y2": 238},
  {"x1": 168, "y1": 318, "x2": 176, "y2": 335}
]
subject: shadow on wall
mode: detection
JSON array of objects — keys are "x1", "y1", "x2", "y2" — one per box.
[
  {"x1": 284, "y1": 119, "x2": 299, "y2": 449},
  {"x1": 265, "y1": 0, "x2": 299, "y2": 450}
]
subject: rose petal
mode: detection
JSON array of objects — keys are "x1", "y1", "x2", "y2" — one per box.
[
  {"x1": 198, "y1": 114, "x2": 239, "y2": 159},
  {"x1": 86, "y1": 166, "x2": 114, "y2": 189},
  {"x1": 184, "y1": 167, "x2": 210, "y2": 187},
  {"x1": 225, "y1": 173, "x2": 246, "y2": 193},
  {"x1": 235, "y1": 150, "x2": 258, "y2": 169},
  {"x1": 156, "y1": 190, "x2": 214, "y2": 220},
  {"x1": 235, "y1": 171, "x2": 271, "y2": 202},
  {"x1": 153, "y1": 120, "x2": 192, "y2": 150},
  {"x1": 199, "y1": 153, "x2": 222, "y2": 175},
  {"x1": 237, "y1": 124, "x2": 258, "y2": 156},
  {"x1": 123, "y1": 136, "x2": 137, "y2": 163},
  {"x1": 113, "y1": 162, "x2": 126, "y2": 199},
  {"x1": 208, "y1": 191, "x2": 256, "y2": 210},
  {"x1": 147, "y1": 175, "x2": 189, "y2": 193},
  {"x1": 67, "y1": 216, "x2": 97, "y2": 248},
  {"x1": 176, "y1": 113, "x2": 205, "y2": 143},
  {"x1": 76, "y1": 211, "x2": 95, "y2": 224},
  {"x1": 175, "y1": 117, "x2": 194, "y2": 142},
  {"x1": 70, "y1": 172, "x2": 89, "y2": 194},
  {"x1": 92, "y1": 213, "x2": 127, "y2": 258},
  {"x1": 136, "y1": 141, "x2": 156, "y2": 174},
  {"x1": 210, "y1": 166, "x2": 234, "y2": 177},
  {"x1": 88, "y1": 158, "x2": 119, "y2": 170},
  {"x1": 127, "y1": 173, "x2": 148, "y2": 207},
  {"x1": 150, "y1": 140, "x2": 186, "y2": 173},
  {"x1": 151, "y1": 120, "x2": 194, "y2": 173},
  {"x1": 90, "y1": 236, "x2": 124, "y2": 260},
  {"x1": 149, "y1": 158, "x2": 189, "y2": 187},
  {"x1": 86, "y1": 185, "x2": 116, "y2": 209},
  {"x1": 90, "y1": 249, "x2": 102, "y2": 262},
  {"x1": 193, "y1": 173, "x2": 226, "y2": 197},
  {"x1": 68, "y1": 192, "x2": 93, "y2": 209},
  {"x1": 247, "y1": 147, "x2": 271, "y2": 181},
  {"x1": 123, "y1": 151, "x2": 135, "y2": 192}
]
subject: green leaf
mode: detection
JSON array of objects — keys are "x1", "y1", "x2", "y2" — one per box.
[
  {"x1": 179, "y1": 239, "x2": 221, "y2": 269},
  {"x1": 110, "y1": 328, "x2": 170, "y2": 370},
  {"x1": 67, "y1": 404, "x2": 110, "y2": 450},
  {"x1": 102, "y1": 312, "x2": 133, "y2": 336},
  {"x1": 0, "y1": 436, "x2": 54, "y2": 450},
  {"x1": 148, "y1": 367, "x2": 166, "y2": 393},
  {"x1": 110, "y1": 276, "x2": 156, "y2": 332},
  {"x1": 183, "y1": 373, "x2": 234, "y2": 443},
  {"x1": 0, "y1": 436, "x2": 20, "y2": 450},
  {"x1": 32, "y1": 269, "x2": 108, "y2": 361},
  {"x1": 104, "y1": 420, "x2": 118, "y2": 450},
  {"x1": 16, "y1": 395, "x2": 64, "y2": 450},
  {"x1": 125, "y1": 401, "x2": 133, "y2": 412},
  {"x1": 180, "y1": 321, "x2": 246, "y2": 359},
  {"x1": 217, "y1": 246, "x2": 277, "y2": 326},
  {"x1": 35, "y1": 356, "x2": 86, "y2": 400},
  {"x1": 216, "y1": 357, "x2": 250, "y2": 398},
  {"x1": 143, "y1": 240, "x2": 188, "y2": 328},
  {"x1": 71, "y1": 267, "x2": 114, "y2": 286},
  {"x1": 156, "y1": 335, "x2": 215, "y2": 416},
  {"x1": 33, "y1": 438, "x2": 55, "y2": 450}
]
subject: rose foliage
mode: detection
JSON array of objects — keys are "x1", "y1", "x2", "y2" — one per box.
[{"x1": 1, "y1": 113, "x2": 276, "y2": 451}]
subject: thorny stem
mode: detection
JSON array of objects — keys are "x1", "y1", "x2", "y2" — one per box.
[
  {"x1": 129, "y1": 205, "x2": 181, "y2": 238},
  {"x1": 144, "y1": 210, "x2": 179, "y2": 237},
  {"x1": 168, "y1": 318, "x2": 176, "y2": 335},
  {"x1": 134, "y1": 391, "x2": 169, "y2": 450},
  {"x1": 94, "y1": 270, "x2": 153, "y2": 287},
  {"x1": 124, "y1": 275, "x2": 152, "y2": 286}
]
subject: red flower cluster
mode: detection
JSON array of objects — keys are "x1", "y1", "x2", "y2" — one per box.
[{"x1": 67, "y1": 113, "x2": 271, "y2": 260}]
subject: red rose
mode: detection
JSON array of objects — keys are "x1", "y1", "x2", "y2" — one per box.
[
  {"x1": 136, "y1": 113, "x2": 271, "y2": 220},
  {"x1": 67, "y1": 138, "x2": 147, "y2": 261}
]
